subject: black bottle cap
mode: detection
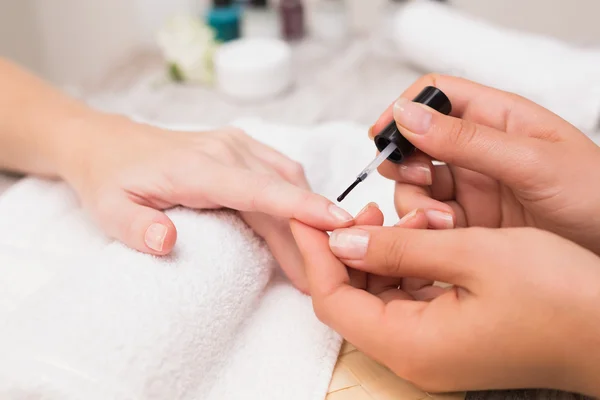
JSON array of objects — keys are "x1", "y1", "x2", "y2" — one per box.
[
  {"x1": 250, "y1": 0, "x2": 268, "y2": 6},
  {"x1": 213, "y1": 0, "x2": 233, "y2": 7},
  {"x1": 374, "y1": 86, "x2": 452, "y2": 164}
]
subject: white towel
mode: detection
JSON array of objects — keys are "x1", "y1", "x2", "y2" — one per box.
[
  {"x1": 393, "y1": 0, "x2": 600, "y2": 134},
  {"x1": 0, "y1": 119, "x2": 398, "y2": 400}
]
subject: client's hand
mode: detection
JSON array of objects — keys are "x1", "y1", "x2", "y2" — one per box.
[
  {"x1": 61, "y1": 118, "x2": 354, "y2": 292},
  {"x1": 370, "y1": 74, "x2": 600, "y2": 254},
  {"x1": 291, "y1": 221, "x2": 600, "y2": 396}
]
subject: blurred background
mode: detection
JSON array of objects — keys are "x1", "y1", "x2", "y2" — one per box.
[{"x1": 1, "y1": 0, "x2": 600, "y2": 131}]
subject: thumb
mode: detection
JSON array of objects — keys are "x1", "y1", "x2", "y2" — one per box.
[
  {"x1": 93, "y1": 195, "x2": 177, "y2": 255},
  {"x1": 392, "y1": 98, "x2": 543, "y2": 185},
  {"x1": 329, "y1": 226, "x2": 498, "y2": 287}
]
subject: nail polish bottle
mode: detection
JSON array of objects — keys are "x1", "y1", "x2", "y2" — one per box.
[
  {"x1": 250, "y1": 0, "x2": 268, "y2": 6},
  {"x1": 374, "y1": 87, "x2": 452, "y2": 163},
  {"x1": 279, "y1": 0, "x2": 305, "y2": 41},
  {"x1": 207, "y1": 0, "x2": 242, "y2": 43}
]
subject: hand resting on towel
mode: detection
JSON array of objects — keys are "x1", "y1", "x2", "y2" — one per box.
[{"x1": 0, "y1": 58, "x2": 355, "y2": 292}]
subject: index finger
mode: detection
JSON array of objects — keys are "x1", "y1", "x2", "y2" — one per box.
[
  {"x1": 191, "y1": 166, "x2": 355, "y2": 231},
  {"x1": 372, "y1": 74, "x2": 572, "y2": 141},
  {"x1": 289, "y1": 220, "x2": 426, "y2": 359}
]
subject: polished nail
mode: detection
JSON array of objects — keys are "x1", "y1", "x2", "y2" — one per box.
[
  {"x1": 399, "y1": 162, "x2": 432, "y2": 185},
  {"x1": 329, "y1": 229, "x2": 370, "y2": 259},
  {"x1": 145, "y1": 223, "x2": 168, "y2": 252},
  {"x1": 396, "y1": 209, "x2": 419, "y2": 226},
  {"x1": 425, "y1": 210, "x2": 454, "y2": 229},
  {"x1": 328, "y1": 204, "x2": 354, "y2": 223},
  {"x1": 393, "y1": 97, "x2": 432, "y2": 134}
]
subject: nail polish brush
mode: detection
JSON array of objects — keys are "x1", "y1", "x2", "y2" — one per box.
[{"x1": 337, "y1": 86, "x2": 452, "y2": 202}]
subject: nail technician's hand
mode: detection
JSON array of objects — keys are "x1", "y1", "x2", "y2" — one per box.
[
  {"x1": 63, "y1": 118, "x2": 354, "y2": 292},
  {"x1": 291, "y1": 222, "x2": 600, "y2": 396},
  {"x1": 370, "y1": 74, "x2": 600, "y2": 254},
  {"x1": 348, "y1": 204, "x2": 438, "y2": 301}
]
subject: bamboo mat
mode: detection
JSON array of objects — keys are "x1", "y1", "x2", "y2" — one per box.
[{"x1": 327, "y1": 341, "x2": 465, "y2": 400}]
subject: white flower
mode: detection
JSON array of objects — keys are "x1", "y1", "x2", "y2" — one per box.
[{"x1": 157, "y1": 15, "x2": 217, "y2": 83}]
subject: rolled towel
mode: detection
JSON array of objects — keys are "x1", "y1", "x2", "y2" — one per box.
[{"x1": 394, "y1": 0, "x2": 600, "y2": 133}]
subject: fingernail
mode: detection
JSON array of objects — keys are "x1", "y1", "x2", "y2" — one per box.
[
  {"x1": 368, "y1": 125, "x2": 376, "y2": 139},
  {"x1": 356, "y1": 202, "x2": 379, "y2": 218},
  {"x1": 328, "y1": 204, "x2": 354, "y2": 223},
  {"x1": 425, "y1": 210, "x2": 454, "y2": 229},
  {"x1": 329, "y1": 229, "x2": 370, "y2": 259},
  {"x1": 399, "y1": 162, "x2": 432, "y2": 185},
  {"x1": 396, "y1": 209, "x2": 419, "y2": 226},
  {"x1": 145, "y1": 223, "x2": 168, "y2": 251},
  {"x1": 393, "y1": 98, "x2": 432, "y2": 134}
]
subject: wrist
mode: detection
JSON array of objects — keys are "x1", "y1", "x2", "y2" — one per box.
[{"x1": 52, "y1": 110, "x2": 133, "y2": 187}]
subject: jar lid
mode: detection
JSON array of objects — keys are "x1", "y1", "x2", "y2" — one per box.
[{"x1": 214, "y1": 38, "x2": 293, "y2": 101}]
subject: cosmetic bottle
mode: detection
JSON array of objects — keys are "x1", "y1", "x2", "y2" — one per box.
[
  {"x1": 374, "y1": 87, "x2": 452, "y2": 163},
  {"x1": 250, "y1": 0, "x2": 268, "y2": 6},
  {"x1": 207, "y1": 0, "x2": 242, "y2": 43},
  {"x1": 337, "y1": 87, "x2": 452, "y2": 202},
  {"x1": 279, "y1": 0, "x2": 305, "y2": 41}
]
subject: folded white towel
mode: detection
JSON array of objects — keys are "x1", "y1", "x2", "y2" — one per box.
[
  {"x1": 0, "y1": 119, "x2": 397, "y2": 400},
  {"x1": 393, "y1": 0, "x2": 600, "y2": 134}
]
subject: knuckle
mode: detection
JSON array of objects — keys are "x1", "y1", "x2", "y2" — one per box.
[
  {"x1": 288, "y1": 162, "x2": 307, "y2": 184},
  {"x1": 222, "y1": 127, "x2": 250, "y2": 144},
  {"x1": 226, "y1": 127, "x2": 248, "y2": 139},
  {"x1": 203, "y1": 139, "x2": 237, "y2": 162},
  {"x1": 382, "y1": 234, "x2": 410, "y2": 275},
  {"x1": 248, "y1": 173, "x2": 276, "y2": 210},
  {"x1": 420, "y1": 72, "x2": 443, "y2": 87},
  {"x1": 290, "y1": 162, "x2": 305, "y2": 178},
  {"x1": 446, "y1": 118, "x2": 477, "y2": 151},
  {"x1": 311, "y1": 299, "x2": 331, "y2": 325},
  {"x1": 207, "y1": 139, "x2": 230, "y2": 155},
  {"x1": 297, "y1": 187, "x2": 314, "y2": 207}
]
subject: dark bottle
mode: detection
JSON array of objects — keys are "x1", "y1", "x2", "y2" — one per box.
[
  {"x1": 250, "y1": 0, "x2": 268, "y2": 6},
  {"x1": 279, "y1": 0, "x2": 305, "y2": 41},
  {"x1": 207, "y1": 0, "x2": 242, "y2": 43},
  {"x1": 374, "y1": 87, "x2": 452, "y2": 163}
]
